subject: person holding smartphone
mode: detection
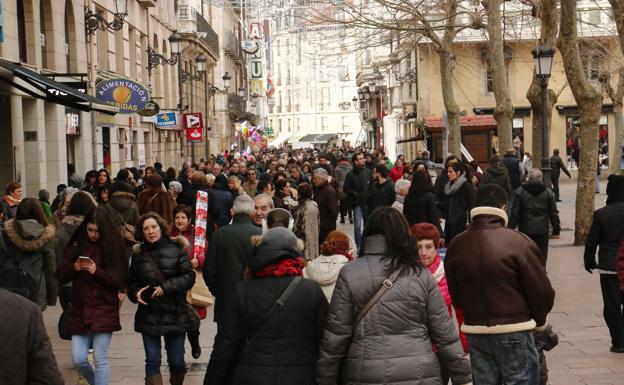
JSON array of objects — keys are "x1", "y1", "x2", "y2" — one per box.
[
  {"x1": 128, "y1": 212, "x2": 195, "y2": 385},
  {"x1": 57, "y1": 207, "x2": 129, "y2": 385}
]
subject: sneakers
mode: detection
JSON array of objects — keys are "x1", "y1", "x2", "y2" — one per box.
[{"x1": 610, "y1": 345, "x2": 624, "y2": 353}]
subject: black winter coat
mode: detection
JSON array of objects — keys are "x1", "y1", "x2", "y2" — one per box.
[
  {"x1": 366, "y1": 179, "x2": 395, "y2": 214},
  {"x1": 502, "y1": 154, "x2": 523, "y2": 190},
  {"x1": 403, "y1": 191, "x2": 444, "y2": 236},
  {"x1": 343, "y1": 166, "x2": 371, "y2": 208},
  {"x1": 444, "y1": 179, "x2": 475, "y2": 243},
  {"x1": 128, "y1": 237, "x2": 195, "y2": 336},
  {"x1": 481, "y1": 164, "x2": 511, "y2": 193},
  {"x1": 550, "y1": 155, "x2": 571, "y2": 179},
  {"x1": 205, "y1": 276, "x2": 328, "y2": 385},
  {"x1": 313, "y1": 182, "x2": 339, "y2": 245},
  {"x1": 584, "y1": 201, "x2": 624, "y2": 271},
  {"x1": 509, "y1": 183, "x2": 560, "y2": 236}
]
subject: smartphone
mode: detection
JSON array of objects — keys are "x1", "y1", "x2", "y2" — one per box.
[
  {"x1": 140, "y1": 286, "x2": 156, "y2": 303},
  {"x1": 78, "y1": 256, "x2": 91, "y2": 261}
]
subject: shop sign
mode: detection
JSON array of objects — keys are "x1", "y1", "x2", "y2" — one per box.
[
  {"x1": 65, "y1": 109, "x2": 80, "y2": 135},
  {"x1": 184, "y1": 113, "x2": 203, "y2": 142},
  {"x1": 95, "y1": 77, "x2": 150, "y2": 114},
  {"x1": 156, "y1": 112, "x2": 178, "y2": 129},
  {"x1": 137, "y1": 100, "x2": 160, "y2": 117}
]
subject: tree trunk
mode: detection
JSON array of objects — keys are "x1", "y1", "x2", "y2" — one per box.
[
  {"x1": 439, "y1": 48, "x2": 461, "y2": 157},
  {"x1": 558, "y1": 0, "x2": 603, "y2": 245},
  {"x1": 612, "y1": 102, "x2": 624, "y2": 174},
  {"x1": 486, "y1": 0, "x2": 514, "y2": 154},
  {"x1": 526, "y1": 0, "x2": 558, "y2": 164}
]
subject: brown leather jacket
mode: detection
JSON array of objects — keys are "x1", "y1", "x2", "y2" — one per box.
[{"x1": 444, "y1": 206, "x2": 555, "y2": 334}]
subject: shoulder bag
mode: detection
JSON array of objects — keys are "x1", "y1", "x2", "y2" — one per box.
[
  {"x1": 142, "y1": 248, "x2": 201, "y2": 332},
  {"x1": 354, "y1": 265, "x2": 405, "y2": 328}
]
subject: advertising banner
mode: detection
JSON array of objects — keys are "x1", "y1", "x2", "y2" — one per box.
[
  {"x1": 156, "y1": 112, "x2": 178, "y2": 129},
  {"x1": 96, "y1": 77, "x2": 150, "y2": 114}
]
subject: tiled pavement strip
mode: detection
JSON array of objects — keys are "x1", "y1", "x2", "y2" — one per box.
[{"x1": 43, "y1": 176, "x2": 624, "y2": 385}]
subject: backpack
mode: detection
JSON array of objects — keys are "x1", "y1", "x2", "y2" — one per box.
[{"x1": 0, "y1": 234, "x2": 39, "y2": 303}]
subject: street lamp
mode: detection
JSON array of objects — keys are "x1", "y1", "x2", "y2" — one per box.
[
  {"x1": 85, "y1": 0, "x2": 128, "y2": 34},
  {"x1": 352, "y1": 96, "x2": 358, "y2": 109},
  {"x1": 532, "y1": 43, "x2": 555, "y2": 188},
  {"x1": 147, "y1": 31, "x2": 181, "y2": 70},
  {"x1": 238, "y1": 86, "x2": 246, "y2": 98}
]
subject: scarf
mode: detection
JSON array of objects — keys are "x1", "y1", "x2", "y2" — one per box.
[
  {"x1": 3, "y1": 195, "x2": 20, "y2": 207},
  {"x1": 444, "y1": 174, "x2": 467, "y2": 196},
  {"x1": 427, "y1": 255, "x2": 445, "y2": 284},
  {"x1": 334, "y1": 249, "x2": 354, "y2": 261},
  {"x1": 254, "y1": 257, "x2": 305, "y2": 277}
]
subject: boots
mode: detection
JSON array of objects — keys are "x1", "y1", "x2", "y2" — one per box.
[
  {"x1": 188, "y1": 331, "x2": 201, "y2": 359},
  {"x1": 145, "y1": 374, "x2": 163, "y2": 385},
  {"x1": 169, "y1": 372, "x2": 185, "y2": 385}
]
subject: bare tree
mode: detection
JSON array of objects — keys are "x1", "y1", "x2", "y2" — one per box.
[
  {"x1": 608, "y1": 0, "x2": 624, "y2": 173},
  {"x1": 484, "y1": 0, "x2": 514, "y2": 154},
  {"x1": 557, "y1": 0, "x2": 603, "y2": 244}
]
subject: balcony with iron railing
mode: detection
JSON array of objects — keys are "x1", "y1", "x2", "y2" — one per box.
[
  {"x1": 224, "y1": 31, "x2": 244, "y2": 61},
  {"x1": 178, "y1": 4, "x2": 220, "y2": 59}
]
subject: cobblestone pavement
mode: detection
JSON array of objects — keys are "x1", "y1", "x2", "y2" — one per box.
[{"x1": 42, "y1": 177, "x2": 624, "y2": 385}]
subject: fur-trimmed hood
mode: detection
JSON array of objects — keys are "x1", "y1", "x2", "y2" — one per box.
[
  {"x1": 4, "y1": 219, "x2": 56, "y2": 252},
  {"x1": 61, "y1": 215, "x2": 84, "y2": 227},
  {"x1": 132, "y1": 235, "x2": 189, "y2": 255}
]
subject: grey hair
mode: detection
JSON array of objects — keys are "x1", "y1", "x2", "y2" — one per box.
[
  {"x1": 168, "y1": 181, "x2": 182, "y2": 194},
  {"x1": 395, "y1": 179, "x2": 411, "y2": 194},
  {"x1": 232, "y1": 194, "x2": 255, "y2": 216},
  {"x1": 205, "y1": 173, "x2": 216, "y2": 186},
  {"x1": 255, "y1": 193, "x2": 275, "y2": 209},
  {"x1": 313, "y1": 167, "x2": 329, "y2": 180},
  {"x1": 528, "y1": 168, "x2": 543, "y2": 183}
]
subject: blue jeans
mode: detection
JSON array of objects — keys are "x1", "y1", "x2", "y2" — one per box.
[
  {"x1": 141, "y1": 333, "x2": 186, "y2": 376},
  {"x1": 468, "y1": 331, "x2": 539, "y2": 385},
  {"x1": 353, "y1": 206, "x2": 365, "y2": 251},
  {"x1": 72, "y1": 332, "x2": 112, "y2": 385}
]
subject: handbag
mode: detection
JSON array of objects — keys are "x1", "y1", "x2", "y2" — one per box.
[
  {"x1": 187, "y1": 270, "x2": 213, "y2": 308},
  {"x1": 142, "y1": 249, "x2": 200, "y2": 332},
  {"x1": 58, "y1": 309, "x2": 72, "y2": 340}
]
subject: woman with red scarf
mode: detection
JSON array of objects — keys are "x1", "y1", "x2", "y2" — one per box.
[
  {"x1": 304, "y1": 230, "x2": 353, "y2": 302},
  {"x1": 411, "y1": 223, "x2": 469, "y2": 384},
  {"x1": 204, "y1": 227, "x2": 328, "y2": 385}
]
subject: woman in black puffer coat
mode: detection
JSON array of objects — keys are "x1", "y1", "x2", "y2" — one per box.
[
  {"x1": 128, "y1": 212, "x2": 195, "y2": 385},
  {"x1": 204, "y1": 227, "x2": 328, "y2": 385},
  {"x1": 443, "y1": 163, "x2": 475, "y2": 243},
  {"x1": 403, "y1": 169, "x2": 444, "y2": 238}
]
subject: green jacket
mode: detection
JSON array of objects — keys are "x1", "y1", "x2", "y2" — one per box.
[
  {"x1": 203, "y1": 214, "x2": 262, "y2": 322},
  {"x1": 0, "y1": 219, "x2": 57, "y2": 310}
]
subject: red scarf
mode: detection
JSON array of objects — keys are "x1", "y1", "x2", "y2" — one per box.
[
  {"x1": 254, "y1": 258, "x2": 305, "y2": 277},
  {"x1": 334, "y1": 249, "x2": 354, "y2": 261}
]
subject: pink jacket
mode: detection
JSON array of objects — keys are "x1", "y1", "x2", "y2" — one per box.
[{"x1": 428, "y1": 255, "x2": 469, "y2": 352}]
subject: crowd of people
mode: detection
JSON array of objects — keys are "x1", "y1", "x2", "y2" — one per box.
[{"x1": 1, "y1": 144, "x2": 624, "y2": 385}]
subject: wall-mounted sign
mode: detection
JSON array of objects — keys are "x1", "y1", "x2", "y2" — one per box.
[
  {"x1": 242, "y1": 40, "x2": 259, "y2": 54},
  {"x1": 249, "y1": 22, "x2": 262, "y2": 40},
  {"x1": 65, "y1": 109, "x2": 80, "y2": 135},
  {"x1": 137, "y1": 100, "x2": 160, "y2": 117},
  {"x1": 251, "y1": 79, "x2": 263, "y2": 96},
  {"x1": 156, "y1": 112, "x2": 178, "y2": 129},
  {"x1": 184, "y1": 113, "x2": 203, "y2": 142},
  {"x1": 95, "y1": 77, "x2": 150, "y2": 114}
]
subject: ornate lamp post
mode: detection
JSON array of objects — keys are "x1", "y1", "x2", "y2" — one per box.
[
  {"x1": 532, "y1": 43, "x2": 555, "y2": 188},
  {"x1": 85, "y1": 0, "x2": 128, "y2": 34}
]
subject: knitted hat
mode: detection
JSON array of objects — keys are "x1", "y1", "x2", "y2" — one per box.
[
  {"x1": 38, "y1": 189, "x2": 50, "y2": 201},
  {"x1": 249, "y1": 227, "x2": 303, "y2": 272}
]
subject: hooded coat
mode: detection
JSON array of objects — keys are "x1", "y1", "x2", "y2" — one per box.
[
  {"x1": 481, "y1": 164, "x2": 511, "y2": 193},
  {"x1": 101, "y1": 191, "x2": 140, "y2": 227},
  {"x1": 136, "y1": 189, "x2": 176, "y2": 225},
  {"x1": 443, "y1": 176, "x2": 474, "y2": 243},
  {"x1": 0, "y1": 219, "x2": 57, "y2": 310},
  {"x1": 316, "y1": 235, "x2": 472, "y2": 385},
  {"x1": 205, "y1": 228, "x2": 328, "y2": 385}
]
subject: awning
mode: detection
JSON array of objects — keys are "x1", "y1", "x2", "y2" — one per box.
[
  {"x1": 291, "y1": 133, "x2": 338, "y2": 149},
  {"x1": 425, "y1": 115, "x2": 497, "y2": 131},
  {"x1": 0, "y1": 60, "x2": 118, "y2": 115},
  {"x1": 268, "y1": 133, "x2": 291, "y2": 147}
]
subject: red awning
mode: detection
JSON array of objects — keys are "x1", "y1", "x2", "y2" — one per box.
[{"x1": 425, "y1": 115, "x2": 497, "y2": 129}]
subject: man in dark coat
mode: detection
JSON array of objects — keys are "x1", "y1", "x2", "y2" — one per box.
[
  {"x1": 366, "y1": 164, "x2": 396, "y2": 214},
  {"x1": 343, "y1": 152, "x2": 372, "y2": 249},
  {"x1": 445, "y1": 184, "x2": 555, "y2": 385},
  {"x1": 204, "y1": 195, "x2": 262, "y2": 325},
  {"x1": 480, "y1": 155, "x2": 511, "y2": 194},
  {"x1": 550, "y1": 148, "x2": 571, "y2": 202},
  {"x1": 0, "y1": 288, "x2": 64, "y2": 385},
  {"x1": 501, "y1": 149, "x2": 524, "y2": 191},
  {"x1": 584, "y1": 174, "x2": 624, "y2": 352},
  {"x1": 312, "y1": 168, "x2": 339, "y2": 245},
  {"x1": 508, "y1": 168, "x2": 560, "y2": 259}
]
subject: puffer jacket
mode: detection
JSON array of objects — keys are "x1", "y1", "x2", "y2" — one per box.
[
  {"x1": 127, "y1": 236, "x2": 195, "y2": 336},
  {"x1": 584, "y1": 201, "x2": 624, "y2": 272},
  {"x1": 101, "y1": 191, "x2": 140, "y2": 227},
  {"x1": 304, "y1": 254, "x2": 350, "y2": 302},
  {"x1": 205, "y1": 277, "x2": 328, "y2": 385},
  {"x1": 317, "y1": 235, "x2": 472, "y2": 385},
  {"x1": 0, "y1": 219, "x2": 57, "y2": 310},
  {"x1": 480, "y1": 164, "x2": 511, "y2": 193},
  {"x1": 334, "y1": 163, "x2": 352, "y2": 192},
  {"x1": 509, "y1": 182, "x2": 560, "y2": 236},
  {"x1": 57, "y1": 241, "x2": 123, "y2": 334},
  {"x1": 445, "y1": 207, "x2": 555, "y2": 333},
  {"x1": 0, "y1": 288, "x2": 64, "y2": 385}
]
